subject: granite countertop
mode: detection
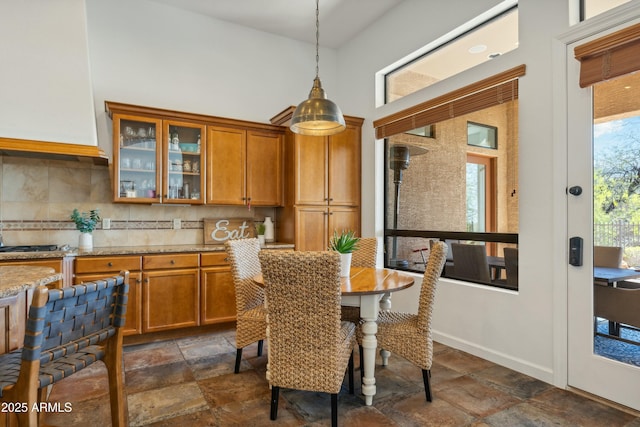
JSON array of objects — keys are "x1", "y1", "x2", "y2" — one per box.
[
  {"x1": 0, "y1": 266, "x2": 63, "y2": 298},
  {"x1": 0, "y1": 243, "x2": 295, "y2": 261}
]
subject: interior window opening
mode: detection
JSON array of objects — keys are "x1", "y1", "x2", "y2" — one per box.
[
  {"x1": 384, "y1": 3, "x2": 518, "y2": 104},
  {"x1": 382, "y1": 81, "x2": 519, "y2": 289}
]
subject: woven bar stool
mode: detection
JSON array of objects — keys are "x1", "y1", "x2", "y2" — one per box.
[{"x1": 0, "y1": 271, "x2": 130, "y2": 426}]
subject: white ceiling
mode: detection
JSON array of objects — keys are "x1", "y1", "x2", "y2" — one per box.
[{"x1": 147, "y1": 0, "x2": 404, "y2": 48}]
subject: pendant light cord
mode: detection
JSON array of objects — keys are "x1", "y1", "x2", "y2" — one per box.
[{"x1": 315, "y1": 0, "x2": 320, "y2": 79}]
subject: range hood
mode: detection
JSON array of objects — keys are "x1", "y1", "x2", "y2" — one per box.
[
  {"x1": 0, "y1": 137, "x2": 108, "y2": 166},
  {"x1": 0, "y1": 2, "x2": 107, "y2": 166}
]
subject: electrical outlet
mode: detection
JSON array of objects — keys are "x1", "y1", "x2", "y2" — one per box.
[
  {"x1": 173, "y1": 218, "x2": 181, "y2": 230},
  {"x1": 102, "y1": 218, "x2": 111, "y2": 230}
]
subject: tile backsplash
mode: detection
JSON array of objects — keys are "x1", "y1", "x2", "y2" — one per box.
[{"x1": 0, "y1": 155, "x2": 275, "y2": 248}]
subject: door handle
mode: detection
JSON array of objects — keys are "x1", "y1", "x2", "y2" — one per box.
[{"x1": 568, "y1": 186, "x2": 583, "y2": 196}]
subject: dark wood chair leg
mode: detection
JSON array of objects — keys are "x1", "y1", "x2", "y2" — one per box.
[
  {"x1": 348, "y1": 351, "x2": 354, "y2": 394},
  {"x1": 257, "y1": 339, "x2": 264, "y2": 356},
  {"x1": 270, "y1": 386, "x2": 280, "y2": 420},
  {"x1": 234, "y1": 348, "x2": 243, "y2": 373},
  {"x1": 422, "y1": 369, "x2": 432, "y2": 402},
  {"x1": 331, "y1": 393, "x2": 338, "y2": 427}
]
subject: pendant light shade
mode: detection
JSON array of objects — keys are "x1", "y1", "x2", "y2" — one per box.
[{"x1": 290, "y1": 0, "x2": 345, "y2": 136}]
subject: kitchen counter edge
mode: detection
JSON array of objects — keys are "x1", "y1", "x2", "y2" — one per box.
[{"x1": 0, "y1": 243, "x2": 295, "y2": 260}]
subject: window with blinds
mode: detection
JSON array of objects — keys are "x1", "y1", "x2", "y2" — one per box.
[{"x1": 381, "y1": 67, "x2": 522, "y2": 290}]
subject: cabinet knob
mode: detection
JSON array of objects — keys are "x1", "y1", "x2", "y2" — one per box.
[
  {"x1": 170, "y1": 259, "x2": 175, "y2": 264},
  {"x1": 136, "y1": 279, "x2": 141, "y2": 284},
  {"x1": 329, "y1": 198, "x2": 334, "y2": 202},
  {"x1": 108, "y1": 262, "x2": 113, "y2": 267}
]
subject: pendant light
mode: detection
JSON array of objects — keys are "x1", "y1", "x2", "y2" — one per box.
[{"x1": 290, "y1": 0, "x2": 346, "y2": 136}]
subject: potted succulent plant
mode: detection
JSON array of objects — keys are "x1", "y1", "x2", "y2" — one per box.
[
  {"x1": 255, "y1": 222, "x2": 266, "y2": 248},
  {"x1": 71, "y1": 208, "x2": 100, "y2": 250},
  {"x1": 329, "y1": 230, "x2": 360, "y2": 277}
]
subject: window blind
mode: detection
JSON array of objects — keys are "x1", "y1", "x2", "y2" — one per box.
[
  {"x1": 374, "y1": 65, "x2": 525, "y2": 139},
  {"x1": 575, "y1": 22, "x2": 640, "y2": 88}
]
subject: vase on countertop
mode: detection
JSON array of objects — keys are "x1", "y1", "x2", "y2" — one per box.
[
  {"x1": 339, "y1": 253, "x2": 352, "y2": 277},
  {"x1": 264, "y1": 217, "x2": 274, "y2": 243},
  {"x1": 257, "y1": 234, "x2": 266, "y2": 248},
  {"x1": 79, "y1": 232, "x2": 93, "y2": 251}
]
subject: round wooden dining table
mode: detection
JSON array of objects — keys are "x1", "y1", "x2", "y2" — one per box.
[{"x1": 254, "y1": 266, "x2": 415, "y2": 406}]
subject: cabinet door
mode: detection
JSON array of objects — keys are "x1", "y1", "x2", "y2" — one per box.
[
  {"x1": 164, "y1": 120, "x2": 205, "y2": 204},
  {"x1": 329, "y1": 206, "x2": 361, "y2": 237},
  {"x1": 207, "y1": 126, "x2": 246, "y2": 205},
  {"x1": 75, "y1": 271, "x2": 142, "y2": 336},
  {"x1": 295, "y1": 134, "x2": 328, "y2": 205},
  {"x1": 0, "y1": 293, "x2": 25, "y2": 354},
  {"x1": 113, "y1": 113, "x2": 162, "y2": 203},
  {"x1": 201, "y1": 265, "x2": 236, "y2": 325},
  {"x1": 247, "y1": 130, "x2": 283, "y2": 206},
  {"x1": 295, "y1": 206, "x2": 329, "y2": 251},
  {"x1": 328, "y1": 124, "x2": 361, "y2": 206},
  {"x1": 143, "y1": 268, "x2": 200, "y2": 333}
]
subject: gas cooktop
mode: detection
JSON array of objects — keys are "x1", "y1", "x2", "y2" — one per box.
[{"x1": 0, "y1": 245, "x2": 60, "y2": 253}]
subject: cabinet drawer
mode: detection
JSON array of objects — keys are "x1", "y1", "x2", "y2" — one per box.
[
  {"x1": 143, "y1": 253, "x2": 199, "y2": 270},
  {"x1": 201, "y1": 252, "x2": 229, "y2": 267},
  {"x1": 75, "y1": 255, "x2": 141, "y2": 274}
]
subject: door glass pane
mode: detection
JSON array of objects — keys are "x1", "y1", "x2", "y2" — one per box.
[
  {"x1": 466, "y1": 163, "x2": 486, "y2": 232},
  {"x1": 592, "y1": 72, "x2": 640, "y2": 366}
]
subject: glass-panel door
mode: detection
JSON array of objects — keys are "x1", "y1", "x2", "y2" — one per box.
[
  {"x1": 163, "y1": 120, "x2": 205, "y2": 204},
  {"x1": 114, "y1": 114, "x2": 162, "y2": 203},
  {"x1": 567, "y1": 34, "x2": 640, "y2": 412}
]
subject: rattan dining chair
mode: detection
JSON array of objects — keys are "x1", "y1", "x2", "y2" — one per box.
[
  {"x1": 225, "y1": 238, "x2": 267, "y2": 374},
  {"x1": 0, "y1": 271, "x2": 130, "y2": 426},
  {"x1": 359, "y1": 241, "x2": 447, "y2": 402},
  {"x1": 259, "y1": 250, "x2": 356, "y2": 427}
]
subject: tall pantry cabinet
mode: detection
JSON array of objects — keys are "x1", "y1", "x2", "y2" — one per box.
[{"x1": 271, "y1": 107, "x2": 364, "y2": 251}]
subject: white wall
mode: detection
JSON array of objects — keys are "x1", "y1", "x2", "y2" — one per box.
[
  {"x1": 85, "y1": 0, "x2": 339, "y2": 158},
  {"x1": 337, "y1": 0, "x2": 570, "y2": 385},
  {"x1": 0, "y1": 0, "x2": 97, "y2": 146}
]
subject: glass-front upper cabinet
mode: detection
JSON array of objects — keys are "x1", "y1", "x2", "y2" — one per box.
[
  {"x1": 163, "y1": 120, "x2": 205, "y2": 204},
  {"x1": 113, "y1": 113, "x2": 162, "y2": 203}
]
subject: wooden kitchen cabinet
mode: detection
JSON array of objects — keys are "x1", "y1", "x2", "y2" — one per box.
[
  {"x1": 106, "y1": 102, "x2": 206, "y2": 205},
  {"x1": 206, "y1": 126, "x2": 283, "y2": 206},
  {"x1": 294, "y1": 206, "x2": 360, "y2": 252},
  {"x1": 200, "y1": 252, "x2": 236, "y2": 325},
  {"x1": 0, "y1": 292, "x2": 26, "y2": 355},
  {"x1": 74, "y1": 255, "x2": 143, "y2": 336},
  {"x1": 293, "y1": 124, "x2": 361, "y2": 206},
  {"x1": 271, "y1": 107, "x2": 363, "y2": 251},
  {"x1": 142, "y1": 253, "x2": 200, "y2": 333}
]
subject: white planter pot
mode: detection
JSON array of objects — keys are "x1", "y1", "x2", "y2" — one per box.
[
  {"x1": 340, "y1": 252, "x2": 352, "y2": 277},
  {"x1": 257, "y1": 234, "x2": 266, "y2": 248},
  {"x1": 79, "y1": 232, "x2": 93, "y2": 250}
]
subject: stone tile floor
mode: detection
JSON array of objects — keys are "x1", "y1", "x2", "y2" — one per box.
[{"x1": 42, "y1": 327, "x2": 640, "y2": 426}]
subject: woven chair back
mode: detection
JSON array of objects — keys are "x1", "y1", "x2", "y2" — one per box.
[
  {"x1": 351, "y1": 237, "x2": 378, "y2": 268},
  {"x1": 225, "y1": 238, "x2": 264, "y2": 313},
  {"x1": 40, "y1": 273, "x2": 128, "y2": 364},
  {"x1": 259, "y1": 250, "x2": 346, "y2": 393},
  {"x1": 416, "y1": 241, "x2": 448, "y2": 332}
]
